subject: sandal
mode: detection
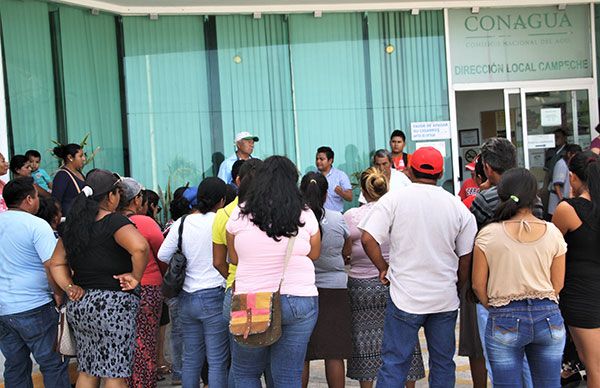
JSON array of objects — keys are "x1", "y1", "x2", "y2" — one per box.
[{"x1": 158, "y1": 364, "x2": 172, "y2": 375}]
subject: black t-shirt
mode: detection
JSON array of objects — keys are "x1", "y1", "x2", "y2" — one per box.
[{"x1": 70, "y1": 213, "x2": 134, "y2": 291}]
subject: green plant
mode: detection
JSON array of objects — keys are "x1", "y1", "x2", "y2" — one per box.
[
  {"x1": 165, "y1": 157, "x2": 200, "y2": 189},
  {"x1": 156, "y1": 184, "x2": 166, "y2": 226},
  {"x1": 156, "y1": 157, "x2": 199, "y2": 225},
  {"x1": 157, "y1": 178, "x2": 172, "y2": 227}
]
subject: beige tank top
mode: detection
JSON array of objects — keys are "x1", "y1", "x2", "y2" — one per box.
[{"x1": 475, "y1": 220, "x2": 567, "y2": 307}]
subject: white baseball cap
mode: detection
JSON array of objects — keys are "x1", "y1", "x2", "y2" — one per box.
[{"x1": 234, "y1": 131, "x2": 259, "y2": 143}]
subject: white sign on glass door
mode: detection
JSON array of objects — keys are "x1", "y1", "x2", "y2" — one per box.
[
  {"x1": 541, "y1": 108, "x2": 562, "y2": 126},
  {"x1": 411, "y1": 121, "x2": 451, "y2": 141},
  {"x1": 528, "y1": 134, "x2": 556, "y2": 149}
]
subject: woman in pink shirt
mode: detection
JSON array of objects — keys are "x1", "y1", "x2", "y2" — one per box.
[
  {"x1": 119, "y1": 177, "x2": 165, "y2": 388},
  {"x1": 344, "y1": 167, "x2": 424, "y2": 388},
  {"x1": 0, "y1": 152, "x2": 8, "y2": 212},
  {"x1": 226, "y1": 155, "x2": 321, "y2": 387}
]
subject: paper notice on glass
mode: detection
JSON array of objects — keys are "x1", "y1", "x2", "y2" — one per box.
[
  {"x1": 415, "y1": 141, "x2": 447, "y2": 157},
  {"x1": 529, "y1": 149, "x2": 545, "y2": 168},
  {"x1": 540, "y1": 108, "x2": 562, "y2": 127},
  {"x1": 411, "y1": 121, "x2": 451, "y2": 141},
  {"x1": 528, "y1": 134, "x2": 556, "y2": 149}
]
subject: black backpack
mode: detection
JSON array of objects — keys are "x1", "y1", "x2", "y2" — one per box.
[{"x1": 162, "y1": 215, "x2": 188, "y2": 298}]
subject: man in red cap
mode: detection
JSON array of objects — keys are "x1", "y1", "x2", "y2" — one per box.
[
  {"x1": 458, "y1": 157, "x2": 481, "y2": 201},
  {"x1": 359, "y1": 146, "x2": 477, "y2": 388}
]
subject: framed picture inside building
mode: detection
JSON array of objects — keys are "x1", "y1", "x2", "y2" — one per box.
[{"x1": 459, "y1": 129, "x2": 480, "y2": 147}]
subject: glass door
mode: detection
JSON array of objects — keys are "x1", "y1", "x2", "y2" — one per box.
[{"x1": 521, "y1": 89, "x2": 591, "y2": 190}]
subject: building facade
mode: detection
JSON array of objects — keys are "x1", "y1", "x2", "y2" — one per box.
[{"x1": 0, "y1": 0, "x2": 598, "y2": 198}]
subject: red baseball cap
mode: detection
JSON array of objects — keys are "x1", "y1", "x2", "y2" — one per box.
[
  {"x1": 466, "y1": 155, "x2": 480, "y2": 172},
  {"x1": 411, "y1": 146, "x2": 444, "y2": 175}
]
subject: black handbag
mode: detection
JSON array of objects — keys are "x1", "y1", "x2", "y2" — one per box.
[{"x1": 162, "y1": 215, "x2": 188, "y2": 298}]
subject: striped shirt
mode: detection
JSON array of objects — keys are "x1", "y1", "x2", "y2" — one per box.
[{"x1": 471, "y1": 186, "x2": 544, "y2": 229}]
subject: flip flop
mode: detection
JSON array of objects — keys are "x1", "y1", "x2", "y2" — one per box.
[{"x1": 158, "y1": 364, "x2": 172, "y2": 375}]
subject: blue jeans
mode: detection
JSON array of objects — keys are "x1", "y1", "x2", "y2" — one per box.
[
  {"x1": 224, "y1": 288, "x2": 274, "y2": 388},
  {"x1": 231, "y1": 295, "x2": 318, "y2": 388},
  {"x1": 0, "y1": 302, "x2": 70, "y2": 388},
  {"x1": 477, "y1": 303, "x2": 533, "y2": 387},
  {"x1": 167, "y1": 296, "x2": 183, "y2": 381},
  {"x1": 222, "y1": 288, "x2": 237, "y2": 388},
  {"x1": 377, "y1": 301, "x2": 457, "y2": 388},
  {"x1": 485, "y1": 299, "x2": 565, "y2": 388},
  {"x1": 179, "y1": 287, "x2": 230, "y2": 388}
]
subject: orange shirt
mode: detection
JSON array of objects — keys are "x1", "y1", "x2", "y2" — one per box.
[{"x1": 392, "y1": 153, "x2": 411, "y2": 171}]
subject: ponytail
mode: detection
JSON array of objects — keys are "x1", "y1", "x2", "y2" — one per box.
[
  {"x1": 360, "y1": 167, "x2": 388, "y2": 202},
  {"x1": 62, "y1": 169, "x2": 121, "y2": 263},
  {"x1": 492, "y1": 168, "x2": 537, "y2": 222},
  {"x1": 62, "y1": 193, "x2": 101, "y2": 263},
  {"x1": 300, "y1": 172, "x2": 328, "y2": 227},
  {"x1": 589, "y1": 162, "x2": 600, "y2": 220},
  {"x1": 570, "y1": 151, "x2": 600, "y2": 221}
]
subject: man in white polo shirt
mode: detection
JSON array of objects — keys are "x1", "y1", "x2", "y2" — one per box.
[{"x1": 359, "y1": 147, "x2": 477, "y2": 388}]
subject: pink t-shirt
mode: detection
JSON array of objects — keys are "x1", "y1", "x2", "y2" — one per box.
[
  {"x1": 226, "y1": 206, "x2": 319, "y2": 296},
  {"x1": 344, "y1": 203, "x2": 389, "y2": 279},
  {"x1": 0, "y1": 180, "x2": 7, "y2": 213}
]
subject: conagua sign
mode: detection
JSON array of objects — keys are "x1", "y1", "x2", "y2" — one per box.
[{"x1": 448, "y1": 5, "x2": 592, "y2": 83}]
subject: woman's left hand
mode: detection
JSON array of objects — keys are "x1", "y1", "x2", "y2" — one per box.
[
  {"x1": 113, "y1": 273, "x2": 140, "y2": 291},
  {"x1": 66, "y1": 285, "x2": 85, "y2": 301}
]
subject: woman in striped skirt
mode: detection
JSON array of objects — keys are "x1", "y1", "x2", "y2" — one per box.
[{"x1": 344, "y1": 167, "x2": 425, "y2": 388}]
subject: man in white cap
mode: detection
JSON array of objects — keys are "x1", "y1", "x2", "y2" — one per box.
[{"x1": 217, "y1": 131, "x2": 259, "y2": 184}]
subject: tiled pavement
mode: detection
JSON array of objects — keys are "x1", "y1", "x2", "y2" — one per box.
[
  {"x1": 158, "y1": 325, "x2": 477, "y2": 387},
  {"x1": 158, "y1": 322, "x2": 588, "y2": 387},
  {"x1": 0, "y1": 319, "x2": 586, "y2": 387}
]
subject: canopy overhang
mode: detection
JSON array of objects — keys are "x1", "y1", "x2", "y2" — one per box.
[{"x1": 49, "y1": 0, "x2": 597, "y2": 16}]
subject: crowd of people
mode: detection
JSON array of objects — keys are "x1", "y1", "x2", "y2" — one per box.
[{"x1": 0, "y1": 128, "x2": 599, "y2": 388}]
